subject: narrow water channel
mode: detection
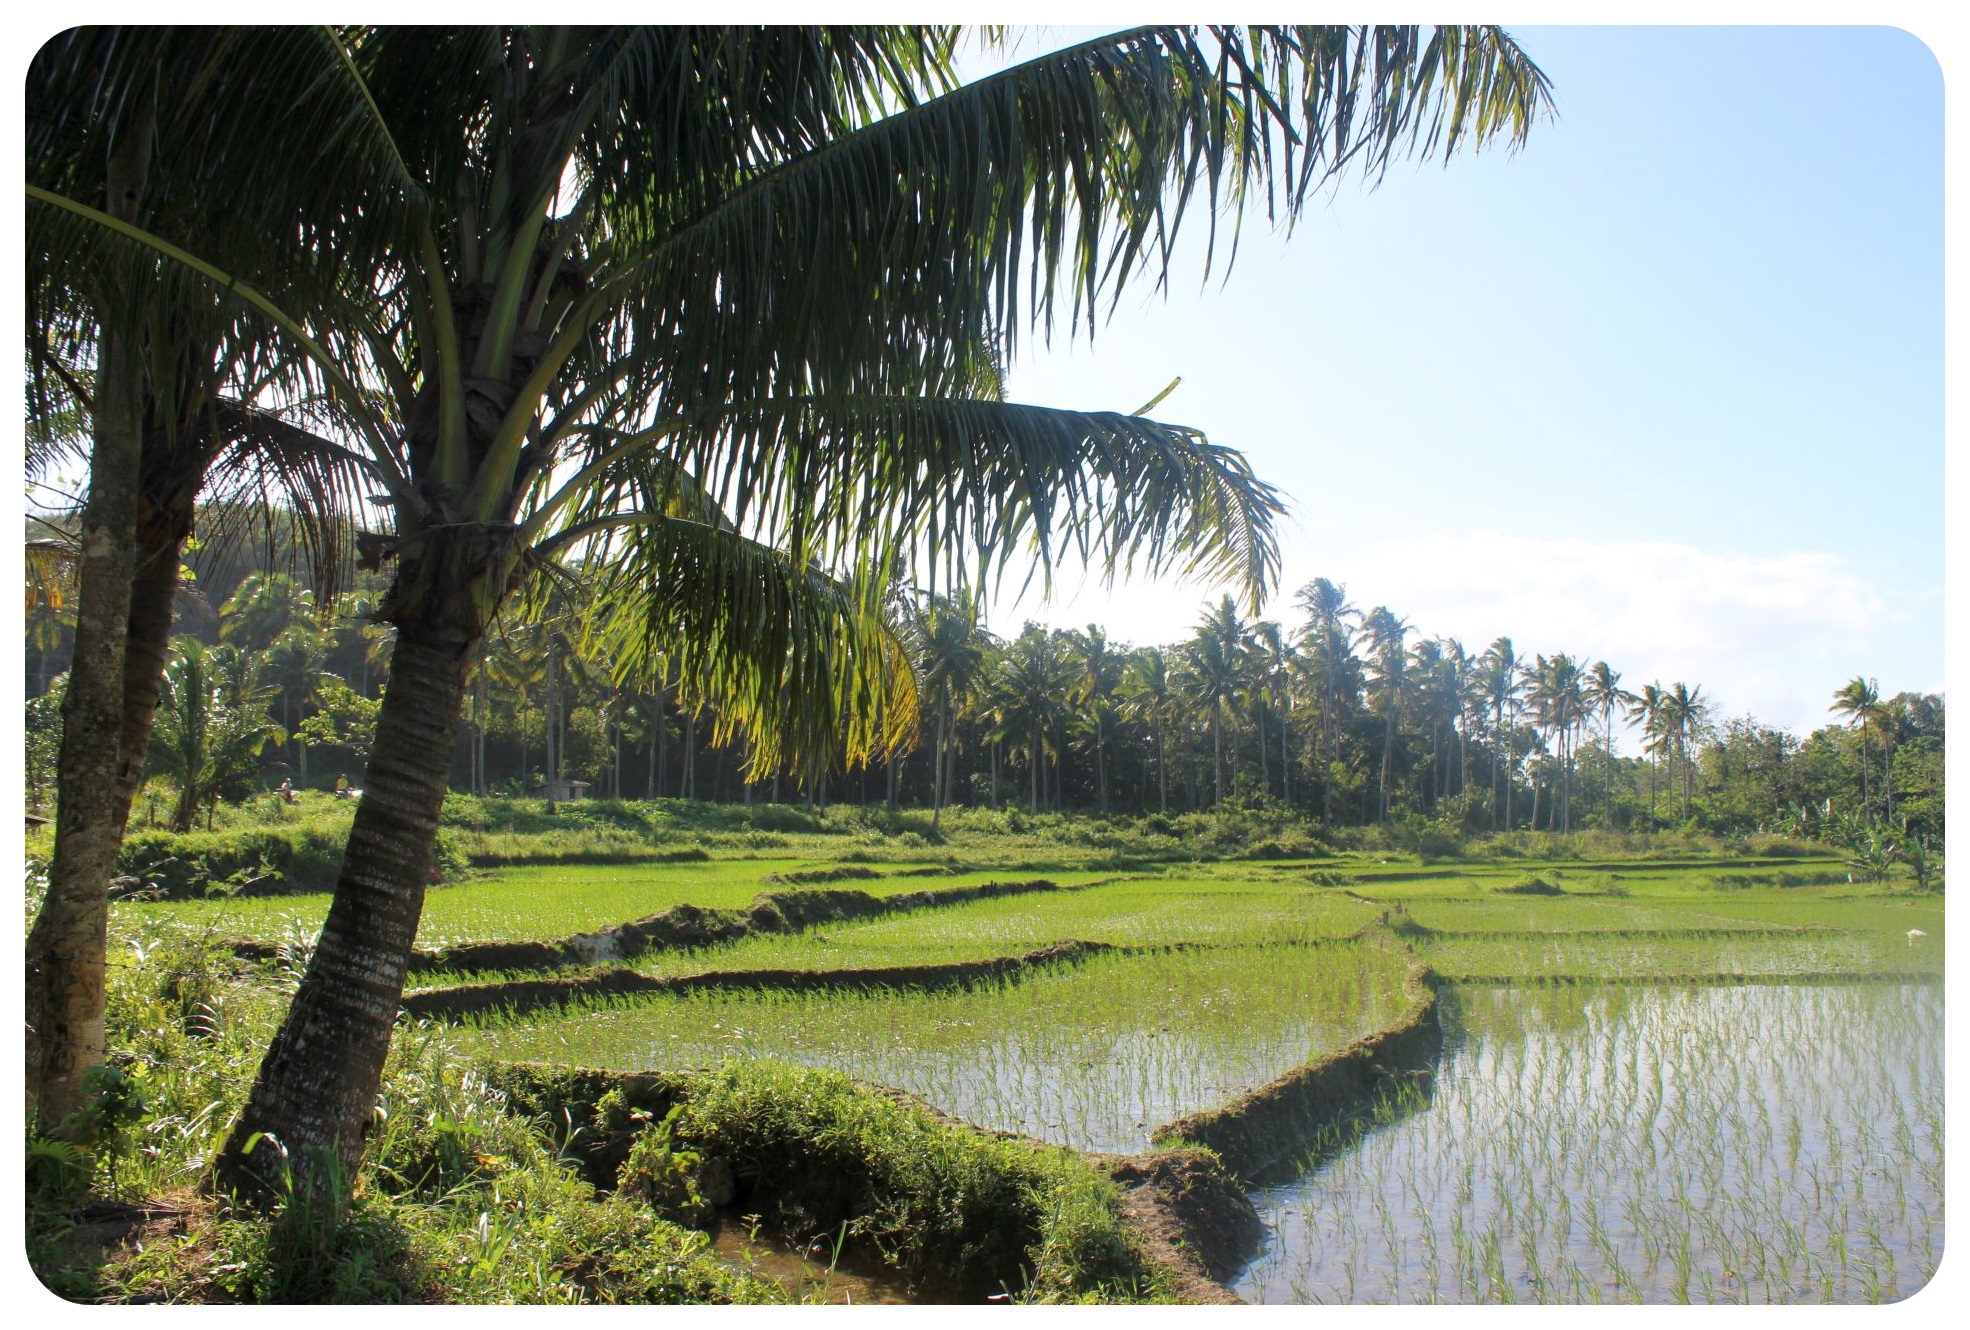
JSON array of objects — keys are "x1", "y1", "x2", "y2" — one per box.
[{"x1": 1234, "y1": 982, "x2": 1943, "y2": 1304}]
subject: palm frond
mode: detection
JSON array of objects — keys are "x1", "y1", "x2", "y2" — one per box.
[
  {"x1": 575, "y1": 514, "x2": 916, "y2": 777},
  {"x1": 556, "y1": 395, "x2": 1285, "y2": 610}
]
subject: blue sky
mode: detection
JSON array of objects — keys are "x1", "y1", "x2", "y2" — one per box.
[{"x1": 972, "y1": 26, "x2": 1944, "y2": 734}]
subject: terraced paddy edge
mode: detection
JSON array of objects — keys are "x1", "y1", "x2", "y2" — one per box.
[
  {"x1": 1153, "y1": 931, "x2": 1442, "y2": 1182},
  {"x1": 407, "y1": 877, "x2": 1066, "y2": 975},
  {"x1": 407, "y1": 939, "x2": 1111, "y2": 1021},
  {"x1": 479, "y1": 1061, "x2": 1196, "y2": 1303}
]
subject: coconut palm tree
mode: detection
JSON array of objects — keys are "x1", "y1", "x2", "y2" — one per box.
[
  {"x1": 1439, "y1": 637, "x2": 1477, "y2": 810},
  {"x1": 1120, "y1": 646, "x2": 1177, "y2": 813},
  {"x1": 1583, "y1": 660, "x2": 1634, "y2": 830},
  {"x1": 1870, "y1": 693, "x2": 1911, "y2": 826},
  {"x1": 1359, "y1": 607, "x2": 1409, "y2": 821},
  {"x1": 1661, "y1": 681, "x2": 1709, "y2": 822},
  {"x1": 1480, "y1": 637, "x2": 1521, "y2": 830},
  {"x1": 1523, "y1": 653, "x2": 1584, "y2": 833},
  {"x1": 1626, "y1": 682, "x2": 1668, "y2": 833},
  {"x1": 1249, "y1": 621, "x2": 1296, "y2": 804},
  {"x1": 1295, "y1": 578, "x2": 1356, "y2": 824},
  {"x1": 1066, "y1": 624, "x2": 1125, "y2": 815},
  {"x1": 1184, "y1": 597, "x2": 1250, "y2": 807},
  {"x1": 26, "y1": 32, "x2": 383, "y2": 1118},
  {"x1": 910, "y1": 591, "x2": 990, "y2": 829},
  {"x1": 259, "y1": 626, "x2": 330, "y2": 784},
  {"x1": 1831, "y1": 676, "x2": 1881, "y2": 822},
  {"x1": 990, "y1": 625, "x2": 1072, "y2": 814},
  {"x1": 34, "y1": 23, "x2": 1549, "y2": 1188}
]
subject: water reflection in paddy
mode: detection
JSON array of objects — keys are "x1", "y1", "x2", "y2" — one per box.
[{"x1": 1235, "y1": 982, "x2": 1943, "y2": 1304}]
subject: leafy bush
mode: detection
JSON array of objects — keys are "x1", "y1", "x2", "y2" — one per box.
[{"x1": 116, "y1": 818, "x2": 352, "y2": 898}]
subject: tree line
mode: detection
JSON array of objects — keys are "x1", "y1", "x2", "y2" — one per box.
[{"x1": 31, "y1": 545, "x2": 1941, "y2": 849}]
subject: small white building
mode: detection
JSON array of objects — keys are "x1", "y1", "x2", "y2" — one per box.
[{"x1": 532, "y1": 778, "x2": 592, "y2": 801}]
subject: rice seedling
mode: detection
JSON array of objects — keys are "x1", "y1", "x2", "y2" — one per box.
[
  {"x1": 620, "y1": 878, "x2": 1380, "y2": 979},
  {"x1": 1235, "y1": 981, "x2": 1942, "y2": 1304},
  {"x1": 114, "y1": 860, "x2": 1121, "y2": 950},
  {"x1": 1416, "y1": 930, "x2": 1940, "y2": 983},
  {"x1": 465, "y1": 941, "x2": 1414, "y2": 1153}
]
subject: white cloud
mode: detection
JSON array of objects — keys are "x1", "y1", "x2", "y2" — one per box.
[{"x1": 986, "y1": 530, "x2": 1918, "y2": 733}]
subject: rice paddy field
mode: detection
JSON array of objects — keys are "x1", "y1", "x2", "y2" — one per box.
[
  {"x1": 116, "y1": 860, "x2": 1120, "y2": 951},
  {"x1": 473, "y1": 941, "x2": 1414, "y2": 1153},
  {"x1": 1235, "y1": 982, "x2": 1944, "y2": 1304},
  {"x1": 120, "y1": 844, "x2": 1944, "y2": 1303}
]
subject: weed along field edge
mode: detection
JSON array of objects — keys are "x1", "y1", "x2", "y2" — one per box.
[{"x1": 59, "y1": 804, "x2": 1942, "y2": 1304}]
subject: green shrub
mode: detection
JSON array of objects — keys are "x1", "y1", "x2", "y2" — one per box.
[{"x1": 117, "y1": 820, "x2": 351, "y2": 898}]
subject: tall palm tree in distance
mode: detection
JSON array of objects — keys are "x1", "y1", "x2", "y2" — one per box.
[
  {"x1": 1185, "y1": 596, "x2": 1249, "y2": 806},
  {"x1": 1481, "y1": 637, "x2": 1521, "y2": 830},
  {"x1": 1067, "y1": 624, "x2": 1124, "y2": 815},
  {"x1": 1360, "y1": 606, "x2": 1409, "y2": 821},
  {"x1": 1295, "y1": 577, "x2": 1356, "y2": 824},
  {"x1": 1584, "y1": 660, "x2": 1633, "y2": 831},
  {"x1": 1831, "y1": 676, "x2": 1881, "y2": 823},
  {"x1": 1121, "y1": 646, "x2": 1177, "y2": 813}
]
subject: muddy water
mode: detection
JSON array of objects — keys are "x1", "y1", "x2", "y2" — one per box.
[
  {"x1": 708, "y1": 1221, "x2": 914, "y2": 1304},
  {"x1": 1234, "y1": 982, "x2": 1944, "y2": 1304}
]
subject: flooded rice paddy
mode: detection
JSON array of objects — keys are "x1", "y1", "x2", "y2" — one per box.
[
  {"x1": 1234, "y1": 981, "x2": 1943, "y2": 1304},
  {"x1": 470, "y1": 941, "x2": 1412, "y2": 1153}
]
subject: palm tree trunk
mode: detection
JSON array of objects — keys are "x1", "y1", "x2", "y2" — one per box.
[
  {"x1": 1095, "y1": 713, "x2": 1108, "y2": 815},
  {"x1": 1030, "y1": 724, "x2": 1041, "y2": 814},
  {"x1": 1883, "y1": 738, "x2": 1896, "y2": 824},
  {"x1": 1320, "y1": 676, "x2": 1333, "y2": 824},
  {"x1": 931, "y1": 686, "x2": 948, "y2": 831},
  {"x1": 1560, "y1": 725, "x2": 1570, "y2": 834},
  {"x1": 1683, "y1": 740, "x2": 1694, "y2": 822},
  {"x1": 1156, "y1": 721, "x2": 1168, "y2": 813},
  {"x1": 1281, "y1": 706, "x2": 1291, "y2": 805},
  {"x1": 543, "y1": 654, "x2": 556, "y2": 797},
  {"x1": 25, "y1": 101, "x2": 164, "y2": 1120},
  {"x1": 1857, "y1": 719, "x2": 1872, "y2": 823},
  {"x1": 1256, "y1": 704, "x2": 1268, "y2": 794},
  {"x1": 216, "y1": 629, "x2": 471, "y2": 1188},
  {"x1": 1490, "y1": 701, "x2": 1503, "y2": 830},
  {"x1": 1378, "y1": 706, "x2": 1395, "y2": 822},
  {"x1": 1504, "y1": 721, "x2": 1515, "y2": 832},
  {"x1": 1604, "y1": 711, "x2": 1615, "y2": 830},
  {"x1": 26, "y1": 326, "x2": 147, "y2": 1124},
  {"x1": 1211, "y1": 699, "x2": 1223, "y2": 807}
]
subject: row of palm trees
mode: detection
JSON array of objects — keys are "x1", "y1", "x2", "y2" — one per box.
[{"x1": 888, "y1": 582, "x2": 1726, "y2": 830}]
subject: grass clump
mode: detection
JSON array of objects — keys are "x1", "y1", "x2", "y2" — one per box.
[
  {"x1": 1496, "y1": 876, "x2": 1564, "y2": 896},
  {"x1": 24, "y1": 917, "x2": 777, "y2": 1305},
  {"x1": 653, "y1": 1061, "x2": 1170, "y2": 1302}
]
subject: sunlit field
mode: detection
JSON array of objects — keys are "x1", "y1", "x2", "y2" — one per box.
[{"x1": 78, "y1": 841, "x2": 1947, "y2": 1304}]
